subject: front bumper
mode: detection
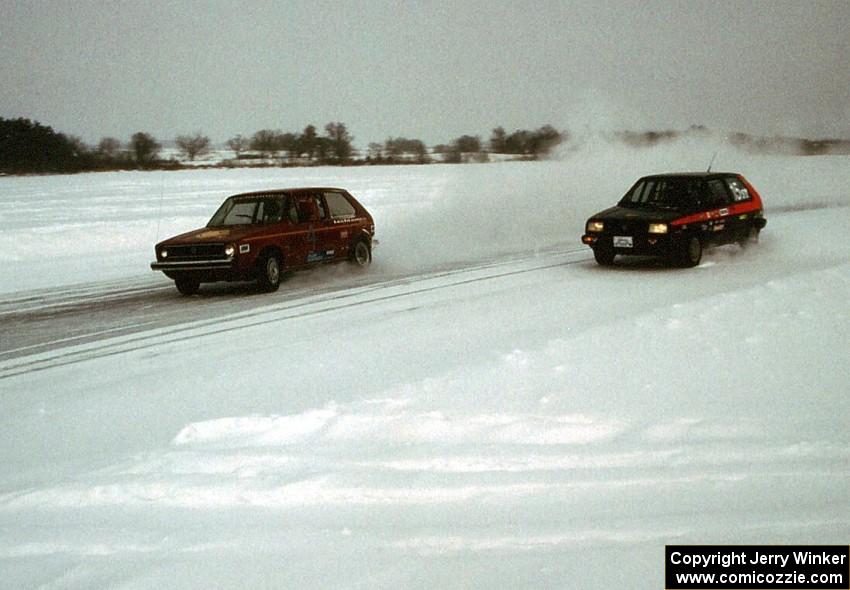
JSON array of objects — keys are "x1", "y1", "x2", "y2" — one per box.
[
  {"x1": 150, "y1": 258, "x2": 235, "y2": 272},
  {"x1": 582, "y1": 233, "x2": 677, "y2": 255}
]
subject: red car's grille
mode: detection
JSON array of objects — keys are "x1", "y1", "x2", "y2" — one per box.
[{"x1": 165, "y1": 243, "x2": 228, "y2": 261}]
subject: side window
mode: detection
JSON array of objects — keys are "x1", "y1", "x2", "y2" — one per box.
[
  {"x1": 294, "y1": 195, "x2": 326, "y2": 222},
  {"x1": 259, "y1": 197, "x2": 283, "y2": 224},
  {"x1": 725, "y1": 178, "x2": 751, "y2": 202},
  {"x1": 286, "y1": 197, "x2": 299, "y2": 224},
  {"x1": 706, "y1": 179, "x2": 731, "y2": 208},
  {"x1": 324, "y1": 191, "x2": 356, "y2": 219},
  {"x1": 255, "y1": 200, "x2": 265, "y2": 223},
  {"x1": 312, "y1": 195, "x2": 327, "y2": 220},
  {"x1": 641, "y1": 180, "x2": 666, "y2": 203},
  {"x1": 659, "y1": 180, "x2": 689, "y2": 206}
]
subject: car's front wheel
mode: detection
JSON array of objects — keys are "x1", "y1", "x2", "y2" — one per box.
[
  {"x1": 593, "y1": 246, "x2": 615, "y2": 266},
  {"x1": 175, "y1": 276, "x2": 200, "y2": 296},
  {"x1": 350, "y1": 239, "x2": 372, "y2": 267},
  {"x1": 258, "y1": 253, "x2": 282, "y2": 292},
  {"x1": 678, "y1": 236, "x2": 703, "y2": 267}
]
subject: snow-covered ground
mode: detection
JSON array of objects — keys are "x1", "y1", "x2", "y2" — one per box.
[{"x1": 0, "y1": 139, "x2": 848, "y2": 588}]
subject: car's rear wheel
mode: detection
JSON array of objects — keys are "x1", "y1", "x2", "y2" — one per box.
[
  {"x1": 679, "y1": 236, "x2": 703, "y2": 267},
  {"x1": 593, "y1": 246, "x2": 615, "y2": 266},
  {"x1": 738, "y1": 227, "x2": 760, "y2": 248},
  {"x1": 175, "y1": 276, "x2": 200, "y2": 296},
  {"x1": 258, "y1": 253, "x2": 282, "y2": 292},
  {"x1": 350, "y1": 239, "x2": 372, "y2": 267}
]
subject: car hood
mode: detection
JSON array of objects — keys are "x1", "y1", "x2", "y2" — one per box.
[
  {"x1": 590, "y1": 205, "x2": 683, "y2": 223},
  {"x1": 160, "y1": 225, "x2": 265, "y2": 246}
]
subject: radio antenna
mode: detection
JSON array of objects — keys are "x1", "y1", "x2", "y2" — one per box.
[{"x1": 706, "y1": 150, "x2": 718, "y2": 173}]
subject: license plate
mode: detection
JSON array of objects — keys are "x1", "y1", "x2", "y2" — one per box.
[{"x1": 613, "y1": 236, "x2": 633, "y2": 248}]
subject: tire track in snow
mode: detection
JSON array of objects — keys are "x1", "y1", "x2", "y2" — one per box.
[
  {"x1": 0, "y1": 247, "x2": 591, "y2": 380},
  {"x1": 0, "y1": 244, "x2": 587, "y2": 358}
]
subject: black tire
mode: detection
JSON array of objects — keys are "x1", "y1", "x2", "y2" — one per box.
[
  {"x1": 738, "y1": 227, "x2": 760, "y2": 249},
  {"x1": 593, "y1": 246, "x2": 615, "y2": 266},
  {"x1": 175, "y1": 276, "x2": 200, "y2": 296},
  {"x1": 258, "y1": 252, "x2": 282, "y2": 292},
  {"x1": 350, "y1": 239, "x2": 372, "y2": 267},
  {"x1": 679, "y1": 235, "x2": 702, "y2": 267}
]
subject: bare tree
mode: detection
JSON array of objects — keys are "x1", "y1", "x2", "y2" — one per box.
[
  {"x1": 489, "y1": 127, "x2": 507, "y2": 153},
  {"x1": 367, "y1": 142, "x2": 384, "y2": 160},
  {"x1": 130, "y1": 132, "x2": 161, "y2": 167},
  {"x1": 226, "y1": 134, "x2": 248, "y2": 155},
  {"x1": 324, "y1": 122, "x2": 353, "y2": 163},
  {"x1": 454, "y1": 135, "x2": 481, "y2": 153},
  {"x1": 505, "y1": 130, "x2": 532, "y2": 154},
  {"x1": 298, "y1": 125, "x2": 318, "y2": 160},
  {"x1": 97, "y1": 137, "x2": 122, "y2": 159},
  {"x1": 444, "y1": 135, "x2": 481, "y2": 163},
  {"x1": 384, "y1": 137, "x2": 429, "y2": 163},
  {"x1": 274, "y1": 132, "x2": 298, "y2": 160},
  {"x1": 528, "y1": 124, "x2": 563, "y2": 156},
  {"x1": 250, "y1": 129, "x2": 278, "y2": 157},
  {"x1": 175, "y1": 132, "x2": 211, "y2": 161}
]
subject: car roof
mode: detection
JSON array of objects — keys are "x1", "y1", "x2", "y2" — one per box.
[
  {"x1": 229, "y1": 187, "x2": 347, "y2": 198},
  {"x1": 639, "y1": 172, "x2": 739, "y2": 180}
]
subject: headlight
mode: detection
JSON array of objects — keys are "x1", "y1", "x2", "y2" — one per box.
[
  {"x1": 161, "y1": 249, "x2": 168, "y2": 258},
  {"x1": 586, "y1": 220, "x2": 604, "y2": 232},
  {"x1": 648, "y1": 223, "x2": 668, "y2": 234},
  {"x1": 224, "y1": 244, "x2": 236, "y2": 257}
]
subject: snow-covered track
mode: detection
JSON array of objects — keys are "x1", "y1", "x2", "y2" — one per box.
[{"x1": 0, "y1": 246, "x2": 591, "y2": 379}]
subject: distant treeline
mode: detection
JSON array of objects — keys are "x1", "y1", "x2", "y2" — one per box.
[
  {"x1": 3, "y1": 117, "x2": 848, "y2": 175},
  {"x1": 615, "y1": 125, "x2": 850, "y2": 156},
  {"x1": 0, "y1": 117, "x2": 566, "y2": 174}
]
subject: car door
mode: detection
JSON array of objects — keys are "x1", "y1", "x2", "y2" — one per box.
[
  {"x1": 703, "y1": 178, "x2": 734, "y2": 245},
  {"x1": 323, "y1": 190, "x2": 359, "y2": 259},
  {"x1": 288, "y1": 195, "x2": 318, "y2": 267},
  {"x1": 294, "y1": 193, "x2": 337, "y2": 264},
  {"x1": 258, "y1": 195, "x2": 297, "y2": 264}
]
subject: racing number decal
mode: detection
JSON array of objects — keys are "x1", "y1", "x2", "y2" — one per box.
[{"x1": 728, "y1": 179, "x2": 750, "y2": 202}]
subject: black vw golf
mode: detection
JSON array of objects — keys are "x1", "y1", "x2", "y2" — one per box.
[{"x1": 582, "y1": 172, "x2": 767, "y2": 267}]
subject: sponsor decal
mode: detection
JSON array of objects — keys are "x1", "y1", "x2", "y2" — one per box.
[{"x1": 307, "y1": 250, "x2": 335, "y2": 263}]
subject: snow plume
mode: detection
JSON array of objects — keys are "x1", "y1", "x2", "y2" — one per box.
[{"x1": 375, "y1": 135, "x2": 850, "y2": 274}]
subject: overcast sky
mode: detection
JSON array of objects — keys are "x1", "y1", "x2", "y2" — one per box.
[{"x1": 2, "y1": 0, "x2": 848, "y2": 147}]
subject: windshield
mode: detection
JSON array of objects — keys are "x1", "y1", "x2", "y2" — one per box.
[
  {"x1": 207, "y1": 196, "x2": 286, "y2": 227},
  {"x1": 618, "y1": 177, "x2": 707, "y2": 210}
]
